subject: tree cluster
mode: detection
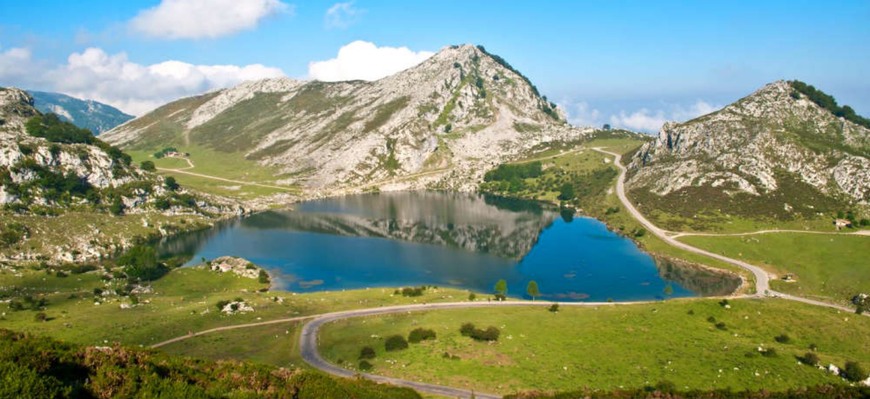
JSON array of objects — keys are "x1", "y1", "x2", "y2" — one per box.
[{"x1": 790, "y1": 80, "x2": 870, "y2": 129}]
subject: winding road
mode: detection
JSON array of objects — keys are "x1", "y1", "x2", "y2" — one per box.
[{"x1": 591, "y1": 147, "x2": 864, "y2": 314}]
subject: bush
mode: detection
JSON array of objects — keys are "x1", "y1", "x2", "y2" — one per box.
[
  {"x1": 460, "y1": 323, "x2": 476, "y2": 337},
  {"x1": 459, "y1": 323, "x2": 500, "y2": 341},
  {"x1": 118, "y1": 246, "x2": 168, "y2": 282},
  {"x1": 164, "y1": 176, "x2": 179, "y2": 191},
  {"x1": 140, "y1": 161, "x2": 156, "y2": 172},
  {"x1": 358, "y1": 360, "x2": 373, "y2": 371},
  {"x1": 215, "y1": 300, "x2": 230, "y2": 311},
  {"x1": 715, "y1": 322, "x2": 727, "y2": 331},
  {"x1": 408, "y1": 328, "x2": 436, "y2": 343},
  {"x1": 548, "y1": 303, "x2": 559, "y2": 313},
  {"x1": 468, "y1": 293, "x2": 476, "y2": 301},
  {"x1": 34, "y1": 312, "x2": 47, "y2": 322},
  {"x1": 384, "y1": 335, "x2": 408, "y2": 352},
  {"x1": 359, "y1": 346, "x2": 376, "y2": 360},
  {"x1": 774, "y1": 334, "x2": 791, "y2": 344},
  {"x1": 258, "y1": 269, "x2": 270, "y2": 285},
  {"x1": 842, "y1": 361, "x2": 868, "y2": 383},
  {"x1": 399, "y1": 286, "x2": 426, "y2": 297},
  {"x1": 799, "y1": 352, "x2": 820, "y2": 366}
]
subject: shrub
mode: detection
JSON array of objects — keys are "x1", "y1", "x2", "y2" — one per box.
[
  {"x1": 164, "y1": 176, "x2": 179, "y2": 191},
  {"x1": 774, "y1": 334, "x2": 791, "y2": 344},
  {"x1": 258, "y1": 269, "x2": 270, "y2": 284},
  {"x1": 715, "y1": 322, "x2": 727, "y2": 331},
  {"x1": 842, "y1": 361, "x2": 868, "y2": 383},
  {"x1": 548, "y1": 303, "x2": 559, "y2": 313},
  {"x1": 408, "y1": 328, "x2": 436, "y2": 343},
  {"x1": 468, "y1": 293, "x2": 476, "y2": 301},
  {"x1": 216, "y1": 300, "x2": 230, "y2": 311},
  {"x1": 359, "y1": 346, "x2": 376, "y2": 360},
  {"x1": 399, "y1": 286, "x2": 425, "y2": 297},
  {"x1": 459, "y1": 323, "x2": 500, "y2": 341},
  {"x1": 140, "y1": 160, "x2": 156, "y2": 172},
  {"x1": 460, "y1": 323, "x2": 476, "y2": 337},
  {"x1": 34, "y1": 312, "x2": 47, "y2": 322},
  {"x1": 358, "y1": 360, "x2": 373, "y2": 371},
  {"x1": 799, "y1": 352, "x2": 820, "y2": 366},
  {"x1": 384, "y1": 335, "x2": 408, "y2": 352}
]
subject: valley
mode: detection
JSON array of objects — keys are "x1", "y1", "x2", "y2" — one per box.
[{"x1": 1, "y1": 19, "x2": 868, "y2": 398}]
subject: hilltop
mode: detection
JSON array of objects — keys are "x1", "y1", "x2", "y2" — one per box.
[
  {"x1": 102, "y1": 45, "x2": 590, "y2": 195},
  {"x1": 626, "y1": 80, "x2": 869, "y2": 229}
]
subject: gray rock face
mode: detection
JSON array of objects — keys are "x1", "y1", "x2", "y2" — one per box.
[
  {"x1": 628, "y1": 81, "x2": 870, "y2": 207},
  {"x1": 103, "y1": 45, "x2": 591, "y2": 195}
]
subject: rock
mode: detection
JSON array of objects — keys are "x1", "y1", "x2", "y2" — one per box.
[{"x1": 208, "y1": 256, "x2": 262, "y2": 279}]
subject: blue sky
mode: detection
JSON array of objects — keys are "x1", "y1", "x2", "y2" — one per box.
[{"x1": 1, "y1": 0, "x2": 868, "y2": 131}]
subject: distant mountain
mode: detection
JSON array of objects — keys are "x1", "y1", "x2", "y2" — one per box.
[
  {"x1": 102, "y1": 44, "x2": 589, "y2": 193},
  {"x1": 28, "y1": 91, "x2": 133, "y2": 134},
  {"x1": 627, "y1": 80, "x2": 869, "y2": 223}
]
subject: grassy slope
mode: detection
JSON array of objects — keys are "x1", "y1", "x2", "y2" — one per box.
[
  {"x1": 680, "y1": 233, "x2": 870, "y2": 303},
  {"x1": 0, "y1": 211, "x2": 211, "y2": 259},
  {"x1": 319, "y1": 299, "x2": 870, "y2": 394},
  {"x1": 0, "y1": 265, "x2": 475, "y2": 348},
  {"x1": 128, "y1": 145, "x2": 298, "y2": 199}
]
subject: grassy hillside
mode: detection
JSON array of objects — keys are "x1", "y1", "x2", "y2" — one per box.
[
  {"x1": 0, "y1": 328, "x2": 419, "y2": 399},
  {"x1": 679, "y1": 233, "x2": 870, "y2": 303},
  {"x1": 319, "y1": 299, "x2": 870, "y2": 394}
]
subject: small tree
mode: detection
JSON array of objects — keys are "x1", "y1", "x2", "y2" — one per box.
[
  {"x1": 164, "y1": 176, "x2": 179, "y2": 191},
  {"x1": 258, "y1": 269, "x2": 270, "y2": 284},
  {"x1": 358, "y1": 360, "x2": 373, "y2": 371},
  {"x1": 384, "y1": 335, "x2": 408, "y2": 351},
  {"x1": 548, "y1": 303, "x2": 559, "y2": 313},
  {"x1": 494, "y1": 279, "x2": 507, "y2": 297},
  {"x1": 557, "y1": 183, "x2": 575, "y2": 201},
  {"x1": 468, "y1": 292, "x2": 476, "y2": 301},
  {"x1": 526, "y1": 280, "x2": 540, "y2": 300},
  {"x1": 140, "y1": 160, "x2": 156, "y2": 172}
]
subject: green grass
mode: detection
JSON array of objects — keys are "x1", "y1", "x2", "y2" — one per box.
[
  {"x1": 0, "y1": 264, "x2": 476, "y2": 350},
  {"x1": 128, "y1": 145, "x2": 297, "y2": 199},
  {"x1": 680, "y1": 233, "x2": 870, "y2": 303},
  {"x1": 319, "y1": 299, "x2": 870, "y2": 394}
]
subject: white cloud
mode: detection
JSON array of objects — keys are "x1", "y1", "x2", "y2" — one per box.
[
  {"x1": 609, "y1": 100, "x2": 720, "y2": 132},
  {"x1": 48, "y1": 48, "x2": 284, "y2": 115},
  {"x1": 130, "y1": 0, "x2": 290, "y2": 39},
  {"x1": 561, "y1": 101, "x2": 602, "y2": 128},
  {"x1": 0, "y1": 47, "x2": 35, "y2": 84},
  {"x1": 308, "y1": 41, "x2": 434, "y2": 82},
  {"x1": 325, "y1": 2, "x2": 363, "y2": 29}
]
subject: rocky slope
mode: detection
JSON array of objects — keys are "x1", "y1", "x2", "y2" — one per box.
[
  {"x1": 627, "y1": 80, "x2": 870, "y2": 221},
  {"x1": 29, "y1": 91, "x2": 134, "y2": 134},
  {"x1": 102, "y1": 45, "x2": 590, "y2": 195}
]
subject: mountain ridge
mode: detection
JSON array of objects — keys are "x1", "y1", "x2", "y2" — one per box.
[
  {"x1": 102, "y1": 44, "x2": 590, "y2": 195},
  {"x1": 626, "y1": 80, "x2": 869, "y2": 223},
  {"x1": 28, "y1": 90, "x2": 134, "y2": 134}
]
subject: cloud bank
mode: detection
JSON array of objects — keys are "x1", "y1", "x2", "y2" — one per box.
[
  {"x1": 130, "y1": 0, "x2": 290, "y2": 39},
  {"x1": 308, "y1": 41, "x2": 434, "y2": 82},
  {"x1": 0, "y1": 47, "x2": 284, "y2": 115},
  {"x1": 609, "y1": 100, "x2": 718, "y2": 132}
]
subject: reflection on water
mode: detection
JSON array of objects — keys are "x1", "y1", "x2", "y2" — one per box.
[{"x1": 155, "y1": 192, "x2": 737, "y2": 301}]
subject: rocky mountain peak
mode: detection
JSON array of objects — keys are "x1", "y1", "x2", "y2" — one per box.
[
  {"x1": 627, "y1": 80, "x2": 870, "y2": 221},
  {"x1": 104, "y1": 44, "x2": 586, "y2": 194}
]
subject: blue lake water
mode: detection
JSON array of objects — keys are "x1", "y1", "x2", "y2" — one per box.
[{"x1": 157, "y1": 192, "x2": 737, "y2": 301}]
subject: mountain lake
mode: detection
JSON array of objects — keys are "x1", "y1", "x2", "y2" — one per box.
[{"x1": 156, "y1": 191, "x2": 739, "y2": 302}]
